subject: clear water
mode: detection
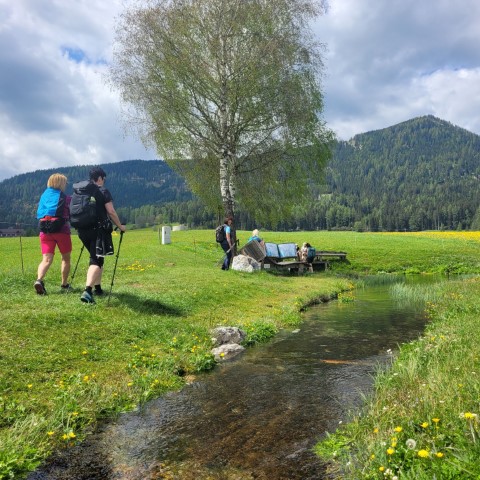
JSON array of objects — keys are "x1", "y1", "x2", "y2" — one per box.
[{"x1": 29, "y1": 276, "x2": 430, "y2": 480}]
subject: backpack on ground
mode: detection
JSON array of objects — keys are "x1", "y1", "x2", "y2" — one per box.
[
  {"x1": 37, "y1": 189, "x2": 66, "y2": 234},
  {"x1": 70, "y1": 181, "x2": 99, "y2": 229},
  {"x1": 215, "y1": 224, "x2": 225, "y2": 243}
]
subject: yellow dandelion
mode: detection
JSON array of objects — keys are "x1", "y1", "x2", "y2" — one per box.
[
  {"x1": 436, "y1": 452, "x2": 444, "y2": 458},
  {"x1": 68, "y1": 431, "x2": 76, "y2": 438},
  {"x1": 82, "y1": 350, "x2": 88, "y2": 355},
  {"x1": 394, "y1": 426, "x2": 402, "y2": 433},
  {"x1": 418, "y1": 449, "x2": 429, "y2": 458},
  {"x1": 127, "y1": 382, "x2": 133, "y2": 387},
  {"x1": 47, "y1": 431, "x2": 55, "y2": 436},
  {"x1": 420, "y1": 422, "x2": 429, "y2": 428},
  {"x1": 27, "y1": 384, "x2": 33, "y2": 389},
  {"x1": 373, "y1": 427, "x2": 379, "y2": 434},
  {"x1": 83, "y1": 375, "x2": 89, "y2": 382},
  {"x1": 62, "y1": 434, "x2": 69, "y2": 440},
  {"x1": 387, "y1": 448, "x2": 395, "y2": 455},
  {"x1": 72, "y1": 411, "x2": 79, "y2": 416},
  {"x1": 432, "y1": 417, "x2": 440, "y2": 424},
  {"x1": 379, "y1": 466, "x2": 385, "y2": 472},
  {"x1": 220, "y1": 352, "x2": 225, "y2": 357},
  {"x1": 370, "y1": 454, "x2": 375, "y2": 460},
  {"x1": 464, "y1": 412, "x2": 477, "y2": 419}
]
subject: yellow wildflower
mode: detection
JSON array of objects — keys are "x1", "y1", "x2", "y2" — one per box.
[
  {"x1": 387, "y1": 448, "x2": 395, "y2": 455},
  {"x1": 420, "y1": 422, "x2": 429, "y2": 428},
  {"x1": 432, "y1": 418, "x2": 440, "y2": 423},
  {"x1": 373, "y1": 427, "x2": 379, "y2": 434},
  {"x1": 418, "y1": 449, "x2": 429, "y2": 458},
  {"x1": 394, "y1": 426, "x2": 402, "y2": 433},
  {"x1": 68, "y1": 431, "x2": 76, "y2": 439},
  {"x1": 379, "y1": 466, "x2": 385, "y2": 472},
  {"x1": 436, "y1": 452, "x2": 444, "y2": 458},
  {"x1": 47, "y1": 431, "x2": 55, "y2": 436}
]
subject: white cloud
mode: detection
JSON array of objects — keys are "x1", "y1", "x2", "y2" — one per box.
[
  {"x1": 0, "y1": 0, "x2": 155, "y2": 181},
  {"x1": 316, "y1": 0, "x2": 480, "y2": 139},
  {"x1": 0, "y1": 0, "x2": 479, "y2": 180}
]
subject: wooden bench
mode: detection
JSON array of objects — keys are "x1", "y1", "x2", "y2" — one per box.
[
  {"x1": 238, "y1": 241, "x2": 347, "y2": 273},
  {"x1": 312, "y1": 250, "x2": 348, "y2": 270}
]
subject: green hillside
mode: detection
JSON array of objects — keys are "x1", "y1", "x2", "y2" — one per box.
[
  {"x1": 323, "y1": 115, "x2": 480, "y2": 231},
  {"x1": 2, "y1": 115, "x2": 480, "y2": 232}
]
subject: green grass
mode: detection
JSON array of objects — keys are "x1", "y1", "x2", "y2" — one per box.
[
  {"x1": 1, "y1": 228, "x2": 480, "y2": 479},
  {"x1": 0, "y1": 228, "x2": 349, "y2": 479}
]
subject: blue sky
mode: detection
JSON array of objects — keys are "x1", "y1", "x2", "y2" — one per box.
[{"x1": 0, "y1": 0, "x2": 479, "y2": 181}]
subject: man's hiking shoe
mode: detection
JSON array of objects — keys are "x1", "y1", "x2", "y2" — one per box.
[
  {"x1": 94, "y1": 287, "x2": 104, "y2": 296},
  {"x1": 61, "y1": 284, "x2": 71, "y2": 292},
  {"x1": 34, "y1": 280, "x2": 47, "y2": 295},
  {"x1": 80, "y1": 290, "x2": 95, "y2": 304}
]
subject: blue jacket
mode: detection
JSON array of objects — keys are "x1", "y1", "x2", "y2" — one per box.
[{"x1": 36, "y1": 187, "x2": 65, "y2": 219}]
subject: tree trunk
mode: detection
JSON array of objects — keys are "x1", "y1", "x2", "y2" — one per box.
[{"x1": 219, "y1": 152, "x2": 237, "y2": 252}]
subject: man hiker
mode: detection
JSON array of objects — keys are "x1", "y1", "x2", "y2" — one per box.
[{"x1": 75, "y1": 167, "x2": 126, "y2": 303}]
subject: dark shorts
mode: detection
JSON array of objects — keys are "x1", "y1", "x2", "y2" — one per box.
[{"x1": 78, "y1": 229, "x2": 104, "y2": 268}]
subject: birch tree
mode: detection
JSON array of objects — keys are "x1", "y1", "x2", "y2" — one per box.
[{"x1": 109, "y1": 0, "x2": 333, "y2": 225}]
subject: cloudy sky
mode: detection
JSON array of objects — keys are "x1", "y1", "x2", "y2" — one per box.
[{"x1": 0, "y1": 0, "x2": 479, "y2": 181}]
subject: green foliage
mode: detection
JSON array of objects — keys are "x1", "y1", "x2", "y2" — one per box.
[
  {"x1": 241, "y1": 320, "x2": 278, "y2": 346},
  {"x1": 0, "y1": 229, "x2": 350, "y2": 479},
  {"x1": 2, "y1": 116, "x2": 480, "y2": 232}
]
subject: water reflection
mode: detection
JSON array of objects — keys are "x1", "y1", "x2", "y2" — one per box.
[{"x1": 29, "y1": 277, "x2": 430, "y2": 480}]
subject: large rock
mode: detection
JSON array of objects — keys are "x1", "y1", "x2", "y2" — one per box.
[
  {"x1": 212, "y1": 343, "x2": 245, "y2": 361},
  {"x1": 212, "y1": 326, "x2": 247, "y2": 346},
  {"x1": 231, "y1": 254, "x2": 261, "y2": 273}
]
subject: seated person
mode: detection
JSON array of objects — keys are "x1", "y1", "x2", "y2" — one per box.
[
  {"x1": 300, "y1": 242, "x2": 316, "y2": 263},
  {"x1": 248, "y1": 229, "x2": 265, "y2": 247}
]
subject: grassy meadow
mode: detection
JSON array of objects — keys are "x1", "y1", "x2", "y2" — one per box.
[{"x1": 1, "y1": 228, "x2": 480, "y2": 479}]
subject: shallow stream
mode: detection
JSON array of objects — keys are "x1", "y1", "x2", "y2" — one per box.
[{"x1": 29, "y1": 276, "x2": 431, "y2": 479}]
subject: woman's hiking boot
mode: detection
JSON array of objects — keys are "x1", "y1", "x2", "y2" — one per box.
[{"x1": 34, "y1": 280, "x2": 47, "y2": 295}]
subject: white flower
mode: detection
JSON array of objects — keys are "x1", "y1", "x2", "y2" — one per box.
[{"x1": 406, "y1": 438, "x2": 417, "y2": 449}]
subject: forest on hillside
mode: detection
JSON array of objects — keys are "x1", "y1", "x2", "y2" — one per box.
[{"x1": 2, "y1": 116, "x2": 480, "y2": 234}]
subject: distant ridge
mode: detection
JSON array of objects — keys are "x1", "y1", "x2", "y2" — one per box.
[{"x1": 1, "y1": 116, "x2": 479, "y2": 232}]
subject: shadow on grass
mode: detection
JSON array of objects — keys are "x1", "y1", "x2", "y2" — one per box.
[{"x1": 108, "y1": 291, "x2": 186, "y2": 316}]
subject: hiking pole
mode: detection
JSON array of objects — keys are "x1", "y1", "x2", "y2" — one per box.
[
  {"x1": 107, "y1": 231, "x2": 124, "y2": 306},
  {"x1": 69, "y1": 244, "x2": 85, "y2": 290},
  {"x1": 19, "y1": 235, "x2": 24, "y2": 275}
]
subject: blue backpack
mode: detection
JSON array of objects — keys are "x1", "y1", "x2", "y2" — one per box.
[{"x1": 37, "y1": 188, "x2": 66, "y2": 233}]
